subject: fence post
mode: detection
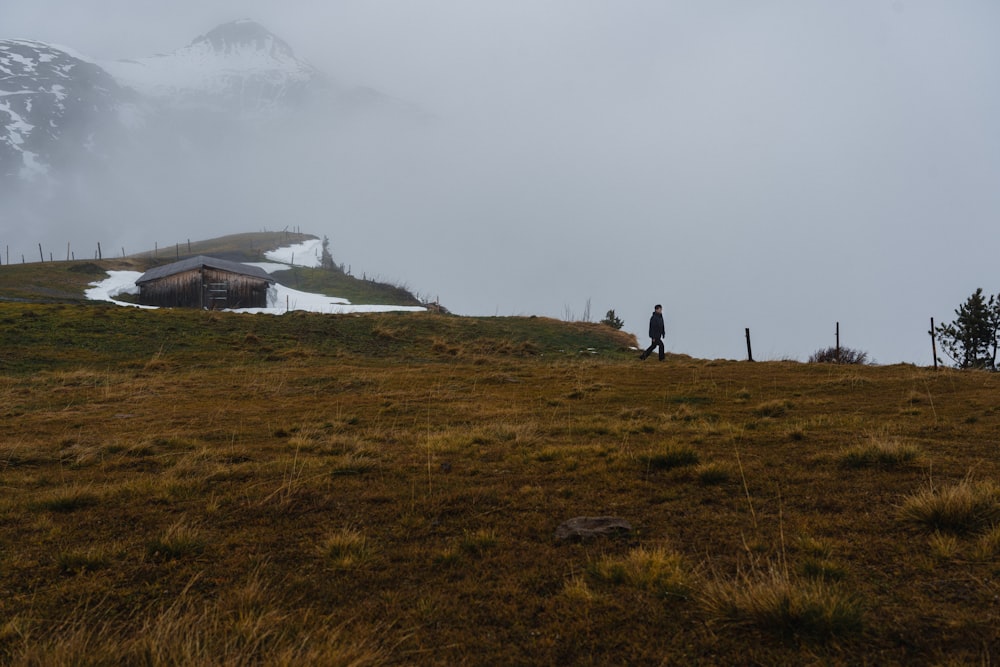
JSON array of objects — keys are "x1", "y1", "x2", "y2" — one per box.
[
  {"x1": 836, "y1": 322, "x2": 840, "y2": 363},
  {"x1": 929, "y1": 317, "x2": 938, "y2": 370},
  {"x1": 745, "y1": 328, "x2": 754, "y2": 362}
]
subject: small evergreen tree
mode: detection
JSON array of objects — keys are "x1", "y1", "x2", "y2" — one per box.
[
  {"x1": 320, "y1": 236, "x2": 336, "y2": 271},
  {"x1": 601, "y1": 309, "x2": 625, "y2": 330},
  {"x1": 935, "y1": 288, "x2": 1000, "y2": 369}
]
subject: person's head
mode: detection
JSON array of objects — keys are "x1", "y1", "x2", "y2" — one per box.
[{"x1": 654, "y1": 304, "x2": 662, "y2": 313}]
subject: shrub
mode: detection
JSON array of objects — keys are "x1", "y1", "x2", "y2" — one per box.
[{"x1": 808, "y1": 347, "x2": 869, "y2": 364}]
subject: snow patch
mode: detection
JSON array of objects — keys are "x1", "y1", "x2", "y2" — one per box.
[
  {"x1": 263, "y1": 239, "x2": 323, "y2": 267},
  {"x1": 84, "y1": 270, "x2": 151, "y2": 308}
]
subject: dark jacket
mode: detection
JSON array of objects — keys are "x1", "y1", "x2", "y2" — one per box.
[{"x1": 648, "y1": 311, "x2": 665, "y2": 340}]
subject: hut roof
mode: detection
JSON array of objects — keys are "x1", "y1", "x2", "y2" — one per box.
[{"x1": 136, "y1": 256, "x2": 276, "y2": 285}]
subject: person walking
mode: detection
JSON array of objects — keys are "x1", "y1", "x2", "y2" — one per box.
[{"x1": 639, "y1": 304, "x2": 666, "y2": 361}]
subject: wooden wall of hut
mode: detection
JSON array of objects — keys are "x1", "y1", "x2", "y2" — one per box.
[{"x1": 139, "y1": 268, "x2": 271, "y2": 309}]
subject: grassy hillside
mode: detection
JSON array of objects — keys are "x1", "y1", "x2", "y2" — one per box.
[
  {"x1": 1, "y1": 303, "x2": 999, "y2": 665},
  {"x1": 0, "y1": 231, "x2": 422, "y2": 307}
]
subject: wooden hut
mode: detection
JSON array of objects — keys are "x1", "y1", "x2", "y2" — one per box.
[{"x1": 136, "y1": 256, "x2": 275, "y2": 309}]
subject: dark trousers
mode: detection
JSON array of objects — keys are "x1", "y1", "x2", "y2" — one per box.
[{"x1": 642, "y1": 338, "x2": 664, "y2": 360}]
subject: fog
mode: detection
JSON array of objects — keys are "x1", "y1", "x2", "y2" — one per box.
[{"x1": 4, "y1": 1, "x2": 1000, "y2": 364}]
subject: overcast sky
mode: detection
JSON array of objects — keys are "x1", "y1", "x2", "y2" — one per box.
[{"x1": 4, "y1": 1, "x2": 1000, "y2": 364}]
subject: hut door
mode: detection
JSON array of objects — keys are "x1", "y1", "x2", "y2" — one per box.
[{"x1": 206, "y1": 281, "x2": 230, "y2": 310}]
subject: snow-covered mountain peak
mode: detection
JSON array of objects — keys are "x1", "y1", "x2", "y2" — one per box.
[
  {"x1": 190, "y1": 19, "x2": 296, "y2": 60},
  {"x1": 102, "y1": 20, "x2": 324, "y2": 114}
]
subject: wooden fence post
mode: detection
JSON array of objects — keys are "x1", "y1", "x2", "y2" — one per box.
[
  {"x1": 929, "y1": 317, "x2": 938, "y2": 371},
  {"x1": 836, "y1": 322, "x2": 840, "y2": 363},
  {"x1": 745, "y1": 328, "x2": 754, "y2": 362}
]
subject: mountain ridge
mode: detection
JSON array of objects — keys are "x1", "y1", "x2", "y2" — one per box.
[
  {"x1": 101, "y1": 19, "x2": 330, "y2": 115},
  {"x1": 1, "y1": 19, "x2": 408, "y2": 189}
]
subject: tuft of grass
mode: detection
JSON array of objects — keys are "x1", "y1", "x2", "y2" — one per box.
[
  {"x1": 57, "y1": 547, "x2": 111, "y2": 574},
  {"x1": 701, "y1": 564, "x2": 863, "y2": 641},
  {"x1": 431, "y1": 336, "x2": 461, "y2": 355},
  {"x1": 146, "y1": 521, "x2": 206, "y2": 561},
  {"x1": 972, "y1": 524, "x2": 1000, "y2": 561},
  {"x1": 322, "y1": 528, "x2": 371, "y2": 569},
  {"x1": 752, "y1": 399, "x2": 792, "y2": 418},
  {"x1": 534, "y1": 447, "x2": 562, "y2": 462},
  {"x1": 899, "y1": 478, "x2": 1000, "y2": 534},
  {"x1": 838, "y1": 436, "x2": 920, "y2": 470},
  {"x1": 561, "y1": 575, "x2": 596, "y2": 603},
  {"x1": 589, "y1": 546, "x2": 690, "y2": 599},
  {"x1": 31, "y1": 486, "x2": 101, "y2": 513},
  {"x1": 330, "y1": 450, "x2": 379, "y2": 476},
  {"x1": 928, "y1": 531, "x2": 961, "y2": 561},
  {"x1": 798, "y1": 558, "x2": 847, "y2": 582},
  {"x1": 793, "y1": 537, "x2": 847, "y2": 580},
  {"x1": 640, "y1": 444, "x2": 699, "y2": 471},
  {"x1": 695, "y1": 461, "x2": 731, "y2": 485},
  {"x1": 459, "y1": 528, "x2": 499, "y2": 556}
]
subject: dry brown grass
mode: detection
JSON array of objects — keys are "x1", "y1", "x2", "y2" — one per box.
[
  {"x1": 839, "y1": 432, "x2": 922, "y2": 469},
  {"x1": 900, "y1": 477, "x2": 1000, "y2": 533},
  {"x1": 1, "y1": 304, "x2": 1000, "y2": 664},
  {"x1": 700, "y1": 561, "x2": 864, "y2": 641}
]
